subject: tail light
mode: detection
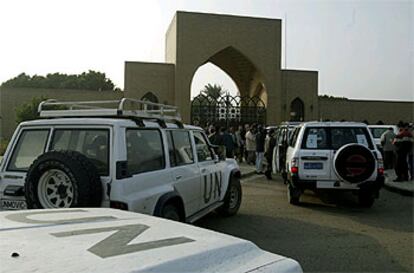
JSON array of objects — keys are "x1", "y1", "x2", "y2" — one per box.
[
  {"x1": 377, "y1": 158, "x2": 384, "y2": 176},
  {"x1": 291, "y1": 157, "x2": 299, "y2": 174}
]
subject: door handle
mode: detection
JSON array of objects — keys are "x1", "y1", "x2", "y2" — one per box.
[{"x1": 175, "y1": 175, "x2": 182, "y2": 180}]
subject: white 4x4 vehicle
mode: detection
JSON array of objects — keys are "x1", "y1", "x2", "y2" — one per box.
[
  {"x1": 0, "y1": 99, "x2": 242, "y2": 222},
  {"x1": 285, "y1": 122, "x2": 384, "y2": 207},
  {"x1": 0, "y1": 208, "x2": 302, "y2": 273}
]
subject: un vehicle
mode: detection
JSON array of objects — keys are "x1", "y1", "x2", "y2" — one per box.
[
  {"x1": 0, "y1": 99, "x2": 242, "y2": 223},
  {"x1": 0, "y1": 208, "x2": 303, "y2": 273},
  {"x1": 284, "y1": 122, "x2": 384, "y2": 207}
]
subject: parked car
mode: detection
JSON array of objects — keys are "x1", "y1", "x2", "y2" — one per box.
[
  {"x1": 284, "y1": 122, "x2": 384, "y2": 207},
  {"x1": 0, "y1": 208, "x2": 303, "y2": 273},
  {"x1": 0, "y1": 98, "x2": 242, "y2": 223},
  {"x1": 368, "y1": 125, "x2": 398, "y2": 152}
]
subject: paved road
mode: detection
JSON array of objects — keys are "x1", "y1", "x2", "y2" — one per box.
[{"x1": 196, "y1": 175, "x2": 413, "y2": 272}]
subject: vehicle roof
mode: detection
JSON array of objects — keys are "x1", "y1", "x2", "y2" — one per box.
[
  {"x1": 367, "y1": 125, "x2": 398, "y2": 128},
  {"x1": 0, "y1": 208, "x2": 301, "y2": 273},
  {"x1": 19, "y1": 118, "x2": 202, "y2": 130},
  {"x1": 300, "y1": 121, "x2": 368, "y2": 127}
]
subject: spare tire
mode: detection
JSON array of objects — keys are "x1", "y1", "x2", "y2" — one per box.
[
  {"x1": 25, "y1": 150, "x2": 102, "y2": 209},
  {"x1": 334, "y1": 144, "x2": 376, "y2": 183}
]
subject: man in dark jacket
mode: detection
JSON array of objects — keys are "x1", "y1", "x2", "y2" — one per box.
[
  {"x1": 393, "y1": 123, "x2": 413, "y2": 181},
  {"x1": 264, "y1": 129, "x2": 277, "y2": 180}
]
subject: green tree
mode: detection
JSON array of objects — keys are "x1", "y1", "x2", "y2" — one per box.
[
  {"x1": 15, "y1": 97, "x2": 46, "y2": 124},
  {"x1": 2, "y1": 70, "x2": 117, "y2": 91},
  {"x1": 200, "y1": 83, "x2": 226, "y2": 99}
]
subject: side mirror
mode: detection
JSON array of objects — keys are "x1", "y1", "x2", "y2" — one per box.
[
  {"x1": 214, "y1": 154, "x2": 220, "y2": 163},
  {"x1": 211, "y1": 145, "x2": 226, "y2": 161}
]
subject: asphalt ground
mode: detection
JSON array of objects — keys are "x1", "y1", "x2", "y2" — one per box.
[{"x1": 196, "y1": 174, "x2": 414, "y2": 273}]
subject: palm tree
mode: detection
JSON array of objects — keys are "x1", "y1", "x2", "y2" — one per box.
[{"x1": 201, "y1": 83, "x2": 226, "y2": 99}]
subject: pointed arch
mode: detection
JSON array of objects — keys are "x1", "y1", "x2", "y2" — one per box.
[
  {"x1": 290, "y1": 97, "x2": 304, "y2": 121},
  {"x1": 141, "y1": 92, "x2": 159, "y2": 110}
]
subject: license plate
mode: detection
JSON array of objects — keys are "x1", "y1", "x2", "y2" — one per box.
[
  {"x1": 0, "y1": 199, "x2": 27, "y2": 210},
  {"x1": 304, "y1": 162, "x2": 323, "y2": 169},
  {"x1": 316, "y1": 181, "x2": 335, "y2": 188}
]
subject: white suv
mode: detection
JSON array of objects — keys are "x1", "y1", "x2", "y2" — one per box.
[
  {"x1": 284, "y1": 122, "x2": 384, "y2": 207},
  {"x1": 0, "y1": 99, "x2": 242, "y2": 223}
]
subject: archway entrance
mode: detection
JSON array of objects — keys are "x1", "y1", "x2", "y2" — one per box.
[{"x1": 190, "y1": 46, "x2": 267, "y2": 127}]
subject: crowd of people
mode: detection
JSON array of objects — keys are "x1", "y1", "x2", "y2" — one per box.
[
  {"x1": 205, "y1": 124, "x2": 276, "y2": 180},
  {"x1": 380, "y1": 122, "x2": 414, "y2": 182}
]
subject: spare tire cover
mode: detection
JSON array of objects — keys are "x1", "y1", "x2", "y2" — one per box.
[{"x1": 334, "y1": 143, "x2": 376, "y2": 183}]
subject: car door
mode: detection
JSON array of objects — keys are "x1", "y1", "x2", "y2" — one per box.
[
  {"x1": 298, "y1": 127, "x2": 332, "y2": 181},
  {"x1": 167, "y1": 130, "x2": 201, "y2": 216},
  {"x1": 0, "y1": 127, "x2": 51, "y2": 210},
  {"x1": 48, "y1": 127, "x2": 112, "y2": 207},
  {"x1": 273, "y1": 128, "x2": 285, "y2": 173},
  {"x1": 192, "y1": 130, "x2": 220, "y2": 209}
]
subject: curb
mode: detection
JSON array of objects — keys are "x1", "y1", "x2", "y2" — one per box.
[
  {"x1": 241, "y1": 171, "x2": 256, "y2": 179},
  {"x1": 383, "y1": 182, "x2": 414, "y2": 197}
]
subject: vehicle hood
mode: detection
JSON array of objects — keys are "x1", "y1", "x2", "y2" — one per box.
[{"x1": 0, "y1": 208, "x2": 302, "y2": 273}]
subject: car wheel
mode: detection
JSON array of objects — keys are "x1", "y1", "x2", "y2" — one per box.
[
  {"x1": 287, "y1": 183, "x2": 301, "y2": 205},
  {"x1": 358, "y1": 191, "x2": 375, "y2": 208},
  {"x1": 161, "y1": 204, "x2": 181, "y2": 221},
  {"x1": 25, "y1": 151, "x2": 102, "y2": 209},
  {"x1": 217, "y1": 176, "x2": 242, "y2": 216}
]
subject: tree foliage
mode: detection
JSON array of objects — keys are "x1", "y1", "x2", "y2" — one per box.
[
  {"x1": 200, "y1": 84, "x2": 226, "y2": 99},
  {"x1": 2, "y1": 70, "x2": 117, "y2": 91},
  {"x1": 15, "y1": 97, "x2": 46, "y2": 124}
]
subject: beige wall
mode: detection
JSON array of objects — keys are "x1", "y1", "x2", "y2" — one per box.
[
  {"x1": 319, "y1": 97, "x2": 414, "y2": 124},
  {"x1": 124, "y1": 62, "x2": 175, "y2": 104},
  {"x1": 0, "y1": 87, "x2": 122, "y2": 140},
  {"x1": 282, "y1": 70, "x2": 319, "y2": 122}
]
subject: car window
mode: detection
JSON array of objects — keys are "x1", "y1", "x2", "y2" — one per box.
[
  {"x1": 169, "y1": 131, "x2": 194, "y2": 167},
  {"x1": 331, "y1": 127, "x2": 372, "y2": 150},
  {"x1": 289, "y1": 128, "x2": 300, "y2": 147},
  {"x1": 369, "y1": 128, "x2": 388, "y2": 138},
  {"x1": 51, "y1": 129, "x2": 109, "y2": 176},
  {"x1": 126, "y1": 129, "x2": 165, "y2": 175},
  {"x1": 193, "y1": 131, "x2": 213, "y2": 162},
  {"x1": 302, "y1": 128, "x2": 329, "y2": 149},
  {"x1": 7, "y1": 129, "x2": 49, "y2": 172}
]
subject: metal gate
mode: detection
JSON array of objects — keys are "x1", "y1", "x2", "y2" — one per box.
[{"x1": 191, "y1": 94, "x2": 266, "y2": 127}]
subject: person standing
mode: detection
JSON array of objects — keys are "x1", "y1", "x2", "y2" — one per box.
[
  {"x1": 255, "y1": 125, "x2": 266, "y2": 174},
  {"x1": 264, "y1": 129, "x2": 277, "y2": 180},
  {"x1": 235, "y1": 125, "x2": 244, "y2": 163},
  {"x1": 380, "y1": 127, "x2": 396, "y2": 170},
  {"x1": 393, "y1": 123, "x2": 413, "y2": 181},
  {"x1": 222, "y1": 127, "x2": 235, "y2": 158},
  {"x1": 408, "y1": 123, "x2": 414, "y2": 180},
  {"x1": 245, "y1": 125, "x2": 256, "y2": 165}
]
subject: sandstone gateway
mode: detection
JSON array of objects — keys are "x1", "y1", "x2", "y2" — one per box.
[{"x1": 0, "y1": 11, "x2": 412, "y2": 140}]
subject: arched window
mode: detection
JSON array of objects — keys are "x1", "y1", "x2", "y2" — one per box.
[
  {"x1": 141, "y1": 92, "x2": 159, "y2": 110},
  {"x1": 290, "y1": 97, "x2": 304, "y2": 121}
]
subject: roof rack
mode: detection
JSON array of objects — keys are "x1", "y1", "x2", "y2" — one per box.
[{"x1": 38, "y1": 98, "x2": 182, "y2": 125}]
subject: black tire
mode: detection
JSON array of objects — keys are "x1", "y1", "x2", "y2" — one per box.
[
  {"x1": 287, "y1": 183, "x2": 301, "y2": 205},
  {"x1": 334, "y1": 144, "x2": 376, "y2": 183},
  {"x1": 217, "y1": 176, "x2": 242, "y2": 216},
  {"x1": 161, "y1": 204, "x2": 182, "y2": 221},
  {"x1": 358, "y1": 191, "x2": 375, "y2": 208},
  {"x1": 25, "y1": 150, "x2": 102, "y2": 209}
]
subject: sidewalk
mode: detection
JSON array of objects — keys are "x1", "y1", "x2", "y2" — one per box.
[{"x1": 383, "y1": 170, "x2": 414, "y2": 196}]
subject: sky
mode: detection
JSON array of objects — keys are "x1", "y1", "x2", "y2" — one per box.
[{"x1": 0, "y1": 0, "x2": 412, "y2": 101}]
